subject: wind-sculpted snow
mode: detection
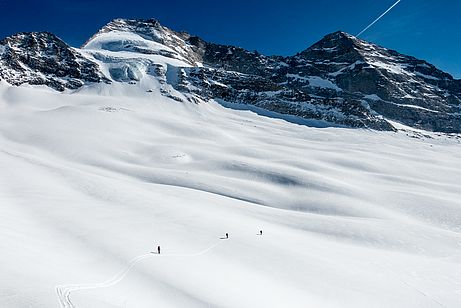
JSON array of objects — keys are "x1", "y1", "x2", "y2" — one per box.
[{"x1": 0, "y1": 82, "x2": 460, "y2": 307}]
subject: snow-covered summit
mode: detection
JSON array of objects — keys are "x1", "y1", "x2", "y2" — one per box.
[
  {"x1": 83, "y1": 18, "x2": 203, "y2": 66},
  {"x1": 301, "y1": 30, "x2": 454, "y2": 81}
]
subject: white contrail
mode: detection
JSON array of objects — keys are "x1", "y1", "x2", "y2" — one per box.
[{"x1": 357, "y1": 0, "x2": 402, "y2": 37}]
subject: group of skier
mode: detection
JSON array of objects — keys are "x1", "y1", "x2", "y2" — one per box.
[{"x1": 155, "y1": 230, "x2": 263, "y2": 254}]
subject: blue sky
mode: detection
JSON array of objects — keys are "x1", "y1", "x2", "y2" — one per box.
[{"x1": 1, "y1": 0, "x2": 460, "y2": 78}]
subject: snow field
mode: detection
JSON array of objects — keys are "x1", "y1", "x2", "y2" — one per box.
[{"x1": 0, "y1": 82, "x2": 461, "y2": 307}]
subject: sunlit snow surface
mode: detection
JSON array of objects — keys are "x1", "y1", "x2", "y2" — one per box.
[{"x1": 1, "y1": 81, "x2": 461, "y2": 308}]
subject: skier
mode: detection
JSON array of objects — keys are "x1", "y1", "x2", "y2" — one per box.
[
  {"x1": 157, "y1": 245, "x2": 161, "y2": 254},
  {"x1": 226, "y1": 233, "x2": 229, "y2": 239},
  {"x1": 259, "y1": 230, "x2": 263, "y2": 235}
]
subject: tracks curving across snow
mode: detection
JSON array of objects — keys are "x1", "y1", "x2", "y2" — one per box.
[{"x1": 55, "y1": 240, "x2": 223, "y2": 308}]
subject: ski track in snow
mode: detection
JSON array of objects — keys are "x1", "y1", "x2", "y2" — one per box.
[
  {"x1": 55, "y1": 241, "x2": 223, "y2": 308},
  {"x1": 54, "y1": 238, "x2": 448, "y2": 308},
  {"x1": 1, "y1": 80, "x2": 461, "y2": 307}
]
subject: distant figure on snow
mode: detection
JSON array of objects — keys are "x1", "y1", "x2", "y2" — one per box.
[
  {"x1": 157, "y1": 245, "x2": 161, "y2": 254},
  {"x1": 226, "y1": 233, "x2": 229, "y2": 239},
  {"x1": 259, "y1": 230, "x2": 263, "y2": 235}
]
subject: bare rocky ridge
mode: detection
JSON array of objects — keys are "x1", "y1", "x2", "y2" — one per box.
[{"x1": 1, "y1": 19, "x2": 460, "y2": 133}]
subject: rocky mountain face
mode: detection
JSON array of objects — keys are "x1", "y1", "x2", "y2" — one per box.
[
  {"x1": 1, "y1": 19, "x2": 460, "y2": 133},
  {"x1": 180, "y1": 31, "x2": 461, "y2": 132},
  {"x1": 0, "y1": 32, "x2": 107, "y2": 91},
  {"x1": 296, "y1": 32, "x2": 461, "y2": 132}
]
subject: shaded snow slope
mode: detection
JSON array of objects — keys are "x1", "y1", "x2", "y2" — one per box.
[{"x1": 0, "y1": 82, "x2": 461, "y2": 308}]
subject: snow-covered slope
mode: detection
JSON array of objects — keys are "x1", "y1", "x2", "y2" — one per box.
[{"x1": 1, "y1": 80, "x2": 461, "y2": 308}]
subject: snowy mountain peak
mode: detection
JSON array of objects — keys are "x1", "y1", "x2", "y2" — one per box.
[
  {"x1": 83, "y1": 18, "x2": 164, "y2": 47},
  {"x1": 82, "y1": 18, "x2": 203, "y2": 67},
  {"x1": 303, "y1": 29, "x2": 454, "y2": 82},
  {"x1": 307, "y1": 30, "x2": 382, "y2": 50},
  {"x1": 320, "y1": 30, "x2": 357, "y2": 42},
  {"x1": 2, "y1": 31, "x2": 64, "y2": 49},
  {"x1": 299, "y1": 31, "x2": 363, "y2": 63},
  {"x1": 0, "y1": 31, "x2": 106, "y2": 91}
]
